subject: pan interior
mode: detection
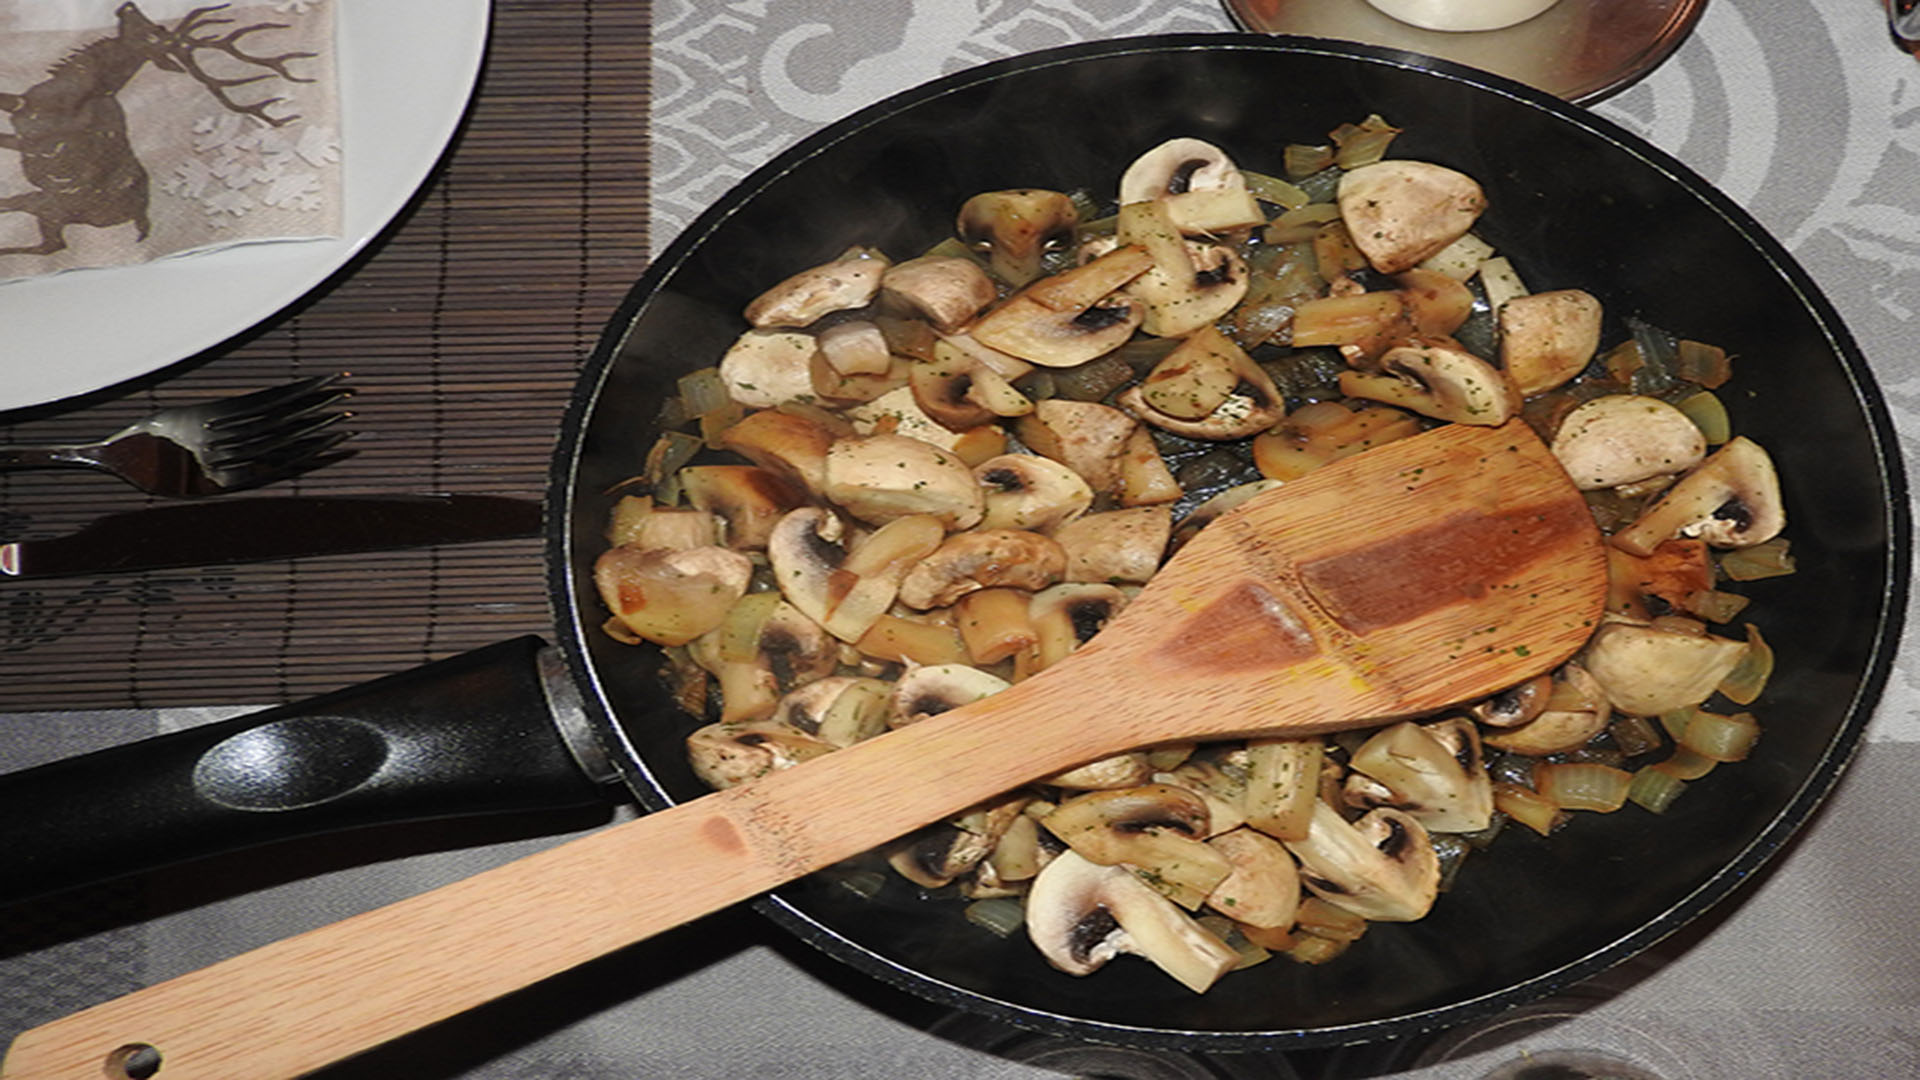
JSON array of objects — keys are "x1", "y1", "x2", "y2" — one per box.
[{"x1": 553, "y1": 36, "x2": 1904, "y2": 1048}]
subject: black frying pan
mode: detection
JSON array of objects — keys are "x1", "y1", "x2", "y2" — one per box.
[{"x1": 1, "y1": 35, "x2": 1906, "y2": 1052}]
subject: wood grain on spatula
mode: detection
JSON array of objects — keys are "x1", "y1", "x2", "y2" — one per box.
[{"x1": 2, "y1": 420, "x2": 1606, "y2": 1080}]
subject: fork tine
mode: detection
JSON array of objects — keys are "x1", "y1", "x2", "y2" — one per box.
[
  {"x1": 213, "y1": 428, "x2": 358, "y2": 489},
  {"x1": 201, "y1": 373, "x2": 352, "y2": 432},
  {"x1": 207, "y1": 409, "x2": 353, "y2": 465},
  {"x1": 203, "y1": 389, "x2": 353, "y2": 452}
]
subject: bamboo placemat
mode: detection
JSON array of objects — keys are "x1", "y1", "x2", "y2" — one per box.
[{"x1": 0, "y1": 0, "x2": 649, "y2": 710}]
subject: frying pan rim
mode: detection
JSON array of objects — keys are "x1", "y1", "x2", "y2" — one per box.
[{"x1": 545, "y1": 32, "x2": 1910, "y2": 1050}]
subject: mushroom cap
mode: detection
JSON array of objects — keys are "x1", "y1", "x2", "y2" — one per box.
[
  {"x1": 719, "y1": 330, "x2": 822, "y2": 409},
  {"x1": 1551, "y1": 394, "x2": 1708, "y2": 491},
  {"x1": 1053, "y1": 506, "x2": 1173, "y2": 585},
  {"x1": 1346, "y1": 718, "x2": 1494, "y2": 833},
  {"x1": 1284, "y1": 802, "x2": 1441, "y2": 922},
  {"x1": 956, "y1": 189, "x2": 1080, "y2": 288},
  {"x1": 593, "y1": 544, "x2": 753, "y2": 646},
  {"x1": 822, "y1": 433, "x2": 985, "y2": 528},
  {"x1": 1024, "y1": 850, "x2": 1239, "y2": 992},
  {"x1": 1014, "y1": 399, "x2": 1140, "y2": 496},
  {"x1": 1611, "y1": 436, "x2": 1786, "y2": 555},
  {"x1": 684, "y1": 718, "x2": 836, "y2": 790},
  {"x1": 1499, "y1": 288, "x2": 1604, "y2": 396},
  {"x1": 882, "y1": 255, "x2": 999, "y2": 332},
  {"x1": 1117, "y1": 137, "x2": 1265, "y2": 235},
  {"x1": 816, "y1": 319, "x2": 896, "y2": 377},
  {"x1": 1337, "y1": 160, "x2": 1488, "y2": 274},
  {"x1": 1339, "y1": 341, "x2": 1518, "y2": 426},
  {"x1": 1580, "y1": 621, "x2": 1750, "y2": 716},
  {"x1": 889, "y1": 663, "x2": 1012, "y2": 726}
]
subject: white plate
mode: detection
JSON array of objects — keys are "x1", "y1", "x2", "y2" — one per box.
[{"x1": 0, "y1": 0, "x2": 491, "y2": 416}]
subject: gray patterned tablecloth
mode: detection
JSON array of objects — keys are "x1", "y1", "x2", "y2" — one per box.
[{"x1": 5, "y1": 1, "x2": 1918, "y2": 1077}]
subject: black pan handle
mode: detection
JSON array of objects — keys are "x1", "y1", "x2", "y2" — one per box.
[{"x1": 0, "y1": 636, "x2": 621, "y2": 906}]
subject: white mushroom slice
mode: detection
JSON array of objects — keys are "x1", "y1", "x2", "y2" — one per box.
[
  {"x1": 605, "y1": 497, "x2": 721, "y2": 553},
  {"x1": 719, "y1": 330, "x2": 822, "y2": 409},
  {"x1": 1044, "y1": 752, "x2": 1155, "y2": 790},
  {"x1": 1015, "y1": 398, "x2": 1139, "y2": 496},
  {"x1": 817, "y1": 319, "x2": 896, "y2": 376},
  {"x1": 743, "y1": 246, "x2": 890, "y2": 329},
  {"x1": 1550, "y1": 394, "x2": 1708, "y2": 491},
  {"x1": 678, "y1": 465, "x2": 807, "y2": 550},
  {"x1": 1611, "y1": 437, "x2": 1785, "y2": 555},
  {"x1": 908, "y1": 341, "x2": 1035, "y2": 433},
  {"x1": 1500, "y1": 289, "x2": 1604, "y2": 396},
  {"x1": 956, "y1": 189, "x2": 1081, "y2": 287},
  {"x1": 767, "y1": 508, "x2": 946, "y2": 642},
  {"x1": 1337, "y1": 160, "x2": 1487, "y2": 274},
  {"x1": 1118, "y1": 425, "x2": 1183, "y2": 507},
  {"x1": 1483, "y1": 662, "x2": 1613, "y2": 755},
  {"x1": 1469, "y1": 673, "x2": 1552, "y2": 729},
  {"x1": 936, "y1": 329, "x2": 1035, "y2": 382},
  {"x1": 1580, "y1": 621, "x2": 1749, "y2": 716},
  {"x1": 897, "y1": 529, "x2": 1067, "y2": 610},
  {"x1": 1345, "y1": 718, "x2": 1493, "y2": 833},
  {"x1": 714, "y1": 408, "x2": 837, "y2": 498},
  {"x1": 974, "y1": 453, "x2": 1095, "y2": 533},
  {"x1": 1053, "y1": 506, "x2": 1173, "y2": 585},
  {"x1": 1205, "y1": 828, "x2": 1302, "y2": 930},
  {"x1": 890, "y1": 662, "x2": 1011, "y2": 726},
  {"x1": 845, "y1": 385, "x2": 962, "y2": 450},
  {"x1": 1340, "y1": 342, "x2": 1518, "y2": 426},
  {"x1": 969, "y1": 245, "x2": 1155, "y2": 367},
  {"x1": 1117, "y1": 326, "x2": 1285, "y2": 441},
  {"x1": 1041, "y1": 784, "x2": 1233, "y2": 910},
  {"x1": 888, "y1": 822, "x2": 1000, "y2": 889},
  {"x1": 685, "y1": 718, "x2": 836, "y2": 790},
  {"x1": 823, "y1": 433, "x2": 985, "y2": 528},
  {"x1": 1116, "y1": 199, "x2": 1251, "y2": 338},
  {"x1": 772, "y1": 675, "x2": 892, "y2": 748},
  {"x1": 881, "y1": 255, "x2": 998, "y2": 332},
  {"x1": 1025, "y1": 850, "x2": 1239, "y2": 992},
  {"x1": 1117, "y1": 137, "x2": 1265, "y2": 235},
  {"x1": 594, "y1": 545, "x2": 753, "y2": 647},
  {"x1": 1283, "y1": 802, "x2": 1440, "y2": 922}
]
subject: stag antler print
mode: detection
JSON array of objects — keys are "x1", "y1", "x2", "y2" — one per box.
[{"x1": 167, "y1": 4, "x2": 317, "y2": 126}]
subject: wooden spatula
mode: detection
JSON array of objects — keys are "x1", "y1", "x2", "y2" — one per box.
[{"x1": 2, "y1": 419, "x2": 1607, "y2": 1080}]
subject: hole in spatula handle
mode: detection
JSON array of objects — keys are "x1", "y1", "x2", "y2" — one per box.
[{"x1": 106, "y1": 1043, "x2": 163, "y2": 1079}]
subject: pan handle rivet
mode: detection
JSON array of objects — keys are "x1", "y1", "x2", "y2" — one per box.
[{"x1": 105, "y1": 1043, "x2": 163, "y2": 1079}]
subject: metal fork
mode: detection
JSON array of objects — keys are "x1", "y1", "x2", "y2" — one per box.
[{"x1": 0, "y1": 374, "x2": 355, "y2": 496}]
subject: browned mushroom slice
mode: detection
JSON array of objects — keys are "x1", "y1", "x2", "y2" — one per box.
[
  {"x1": 882, "y1": 255, "x2": 999, "y2": 332},
  {"x1": 1339, "y1": 341, "x2": 1519, "y2": 426},
  {"x1": 1116, "y1": 199, "x2": 1250, "y2": 338},
  {"x1": 973, "y1": 453, "x2": 1095, "y2": 533},
  {"x1": 594, "y1": 545, "x2": 753, "y2": 647},
  {"x1": 766, "y1": 508, "x2": 946, "y2": 643},
  {"x1": 1118, "y1": 326, "x2": 1285, "y2": 441},
  {"x1": 678, "y1": 465, "x2": 807, "y2": 550},
  {"x1": 1041, "y1": 784, "x2": 1232, "y2": 910},
  {"x1": 1053, "y1": 506, "x2": 1172, "y2": 585},
  {"x1": 1483, "y1": 662, "x2": 1613, "y2": 754},
  {"x1": 896, "y1": 529, "x2": 1066, "y2": 610},
  {"x1": 1014, "y1": 398, "x2": 1139, "y2": 497},
  {"x1": 956, "y1": 189, "x2": 1081, "y2": 287},
  {"x1": 889, "y1": 662, "x2": 1012, "y2": 727},
  {"x1": 968, "y1": 245, "x2": 1155, "y2": 367},
  {"x1": 1344, "y1": 718, "x2": 1493, "y2": 833},
  {"x1": 685, "y1": 717, "x2": 836, "y2": 789},
  {"x1": 1204, "y1": 828, "x2": 1301, "y2": 930},
  {"x1": 714, "y1": 408, "x2": 837, "y2": 498},
  {"x1": 822, "y1": 433, "x2": 984, "y2": 528}
]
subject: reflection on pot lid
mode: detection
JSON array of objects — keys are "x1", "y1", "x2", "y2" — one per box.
[{"x1": 1221, "y1": 0, "x2": 1706, "y2": 104}]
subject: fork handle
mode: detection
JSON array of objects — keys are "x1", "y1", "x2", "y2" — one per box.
[{"x1": 0, "y1": 443, "x2": 110, "y2": 473}]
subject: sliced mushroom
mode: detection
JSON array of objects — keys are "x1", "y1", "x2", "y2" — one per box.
[
  {"x1": 956, "y1": 189, "x2": 1080, "y2": 287},
  {"x1": 1118, "y1": 137, "x2": 1265, "y2": 235},
  {"x1": 771, "y1": 675, "x2": 892, "y2": 748},
  {"x1": 881, "y1": 255, "x2": 999, "y2": 332},
  {"x1": 1041, "y1": 784, "x2": 1233, "y2": 910},
  {"x1": 678, "y1": 465, "x2": 807, "y2": 550},
  {"x1": 1580, "y1": 620, "x2": 1749, "y2": 715},
  {"x1": 605, "y1": 496, "x2": 721, "y2": 552},
  {"x1": 1345, "y1": 718, "x2": 1493, "y2": 833},
  {"x1": 897, "y1": 529, "x2": 1067, "y2": 609},
  {"x1": 845, "y1": 385, "x2": 963, "y2": 450},
  {"x1": 1483, "y1": 661, "x2": 1613, "y2": 755},
  {"x1": 974, "y1": 453, "x2": 1095, "y2": 533},
  {"x1": 887, "y1": 822, "x2": 1000, "y2": 889},
  {"x1": 1171, "y1": 480, "x2": 1285, "y2": 550},
  {"x1": 816, "y1": 319, "x2": 896, "y2": 376},
  {"x1": 1499, "y1": 289, "x2": 1603, "y2": 395},
  {"x1": 1611, "y1": 437, "x2": 1785, "y2": 555},
  {"x1": 767, "y1": 508, "x2": 945, "y2": 642},
  {"x1": 1029, "y1": 582, "x2": 1130, "y2": 671},
  {"x1": 1469, "y1": 673, "x2": 1553, "y2": 728},
  {"x1": 1283, "y1": 802, "x2": 1440, "y2": 922},
  {"x1": 1337, "y1": 160, "x2": 1487, "y2": 274},
  {"x1": 1053, "y1": 506, "x2": 1173, "y2": 585},
  {"x1": 1550, "y1": 394, "x2": 1708, "y2": 491},
  {"x1": 1117, "y1": 327, "x2": 1285, "y2": 440},
  {"x1": 889, "y1": 662, "x2": 1012, "y2": 726},
  {"x1": 822, "y1": 433, "x2": 985, "y2": 528},
  {"x1": 908, "y1": 341, "x2": 1034, "y2": 432},
  {"x1": 1118, "y1": 426, "x2": 1183, "y2": 507},
  {"x1": 743, "y1": 246, "x2": 890, "y2": 329},
  {"x1": 968, "y1": 245, "x2": 1154, "y2": 367},
  {"x1": 714, "y1": 408, "x2": 837, "y2": 498},
  {"x1": 719, "y1": 330, "x2": 822, "y2": 409},
  {"x1": 594, "y1": 545, "x2": 753, "y2": 646},
  {"x1": 1117, "y1": 199, "x2": 1250, "y2": 338},
  {"x1": 1025, "y1": 850, "x2": 1240, "y2": 992},
  {"x1": 685, "y1": 717, "x2": 836, "y2": 790},
  {"x1": 1044, "y1": 752, "x2": 1156, "y2": 790},
  {"x1": 1340, "y1": 341, "x2": 1518, "y2": 426},
  {"x1": 1015, "y1": 399, "x2": 1139, "y2": 497},
  {"x1": 1205, "y1": 827, "x2": 1302, "y2": 930}
]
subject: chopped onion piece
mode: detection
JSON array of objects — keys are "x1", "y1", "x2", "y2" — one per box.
[
  {"x1": 964, "y1": 897, "x2": 1027, "y2": 938},
  {"x1": 1492, "y1": 782, "x2": 1565, "y2": 836},
  {"x1": 1720, "y1": 539, "x2": 1796, "y2": 582},
  {"x1": 1675, "y1": 391, "x2": 1731, "y2": 445},
  {"x1": 1719, "y1": 624, "x2": 1774, "y2": 705},
  {"x1": 677, "y1": 366, "x2": 733, "y2": 417},
  {"x1": 1534, "y1": 762, "x2": 1633, "y2": 812},
  {"x1": 1678, "y1": 710, "x2": 1760, "y2": 763},
  {"x1": 1651, "y1": 746, "x2": 1719, "y2": 781},
  {"x1": 1627, "y1": 766, "x2": 1688, "y2": 814}
]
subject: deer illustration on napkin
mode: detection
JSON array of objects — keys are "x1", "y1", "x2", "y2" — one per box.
[{"x1": 0, "y1": 0, "x2": 338, "y2": 283}]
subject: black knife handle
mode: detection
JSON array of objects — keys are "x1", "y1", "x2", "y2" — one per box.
[{"x1": 0, "y1": 637, "x2": 620, "y2": 906}]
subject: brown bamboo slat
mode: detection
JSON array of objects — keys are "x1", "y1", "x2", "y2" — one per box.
[{"x1": 0, "y1": 0, "x2": 651, "y2": 710}]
